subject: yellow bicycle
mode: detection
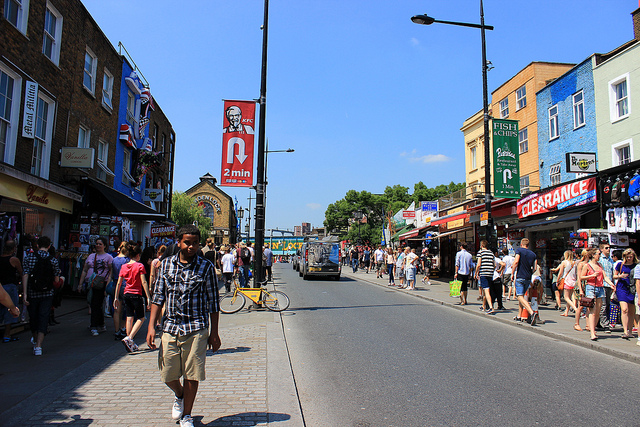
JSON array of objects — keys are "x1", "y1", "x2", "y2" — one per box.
[{"x1": 219, "y1": 283, "x2": 290, "y2": 313}]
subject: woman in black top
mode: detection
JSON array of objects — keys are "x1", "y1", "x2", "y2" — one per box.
[{"x1": 0, "y1": 240, "x2": 23, "y2": 341}]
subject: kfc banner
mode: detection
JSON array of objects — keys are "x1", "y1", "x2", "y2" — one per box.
[
  {"x1": 221, "y1": 100, "x2": 256, "y2": 187},
  {"x1": 517, "y1": 177, "x2": 597, "y2": 218}
]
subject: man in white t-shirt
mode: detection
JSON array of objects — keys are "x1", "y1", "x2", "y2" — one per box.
[
  {"x1": 501, "y1": 248, "x2": 515, "y2": 297},
  {"x1": 373, "y1": 245, "x2": 385, "y2": 278},
  {"x1": 221, "y1": 246, "x2": 236, "y2": 293},
  {"x1": 403, "y1": 248, "x2": 419, "y2": 290}
]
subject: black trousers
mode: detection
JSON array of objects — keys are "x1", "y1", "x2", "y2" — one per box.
[
  {"x1": 90, "y1": 288, "x2": 105, "y2": 328},
  {"x1": 490, "y1": 278, "x2": 504, "y2": 309}
]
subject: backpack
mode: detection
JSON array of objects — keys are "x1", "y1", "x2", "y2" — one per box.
[
  {"x1": 240, "y1": 247, "x2": 251, "y2": 263},
  {"x1": 29, "y1": 252, "x2": 55, "y2": 292}
]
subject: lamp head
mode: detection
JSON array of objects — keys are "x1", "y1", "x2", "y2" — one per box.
[{"x1": 411, "y1": 14, "x2": 435, "y2": 25}]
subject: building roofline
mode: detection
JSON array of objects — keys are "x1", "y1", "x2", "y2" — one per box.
[{"x1": 490, "y1": 61, "x2": 576, "y2": 95}]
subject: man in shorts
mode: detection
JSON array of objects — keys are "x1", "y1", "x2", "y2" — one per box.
[
  {"x1": 373, "y1": 245, "x2": 385, "y2": 278},
  {"x1": 511, "y1": 238, "x2": 538, "y2": 325},
  {"x1": 454, "y1": 243, "x2": 473, "y2": 305},
  {"x1": 147, "y1": 225, "x2": 221, "y2": 427}
]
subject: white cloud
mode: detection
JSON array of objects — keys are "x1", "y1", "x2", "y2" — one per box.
[
  {"x1": 399, "y1": 151, "x2": 407, "y2": 157},
  {"x1": 409, "y1": 154, "x2": 451, "y2": 164},
  {"x1": 307, "y1": 203, "x2": 322, "y2": 210},
  {"x1": 410, "y1": 38, "x2": 420, "y2": 46}
]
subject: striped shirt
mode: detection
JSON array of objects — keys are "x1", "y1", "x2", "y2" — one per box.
[
  {"x1": 477, "y1": 249, "x2": 495, "y2": 277},
  {"x1": 152, "y1": 254, "x2": 220, "y2": 336}
]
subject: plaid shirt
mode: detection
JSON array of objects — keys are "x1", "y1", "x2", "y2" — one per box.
[
  {"x1": 152, "y1": 253, "x2": 219, "y2": 336},
  {"x1": 600, "y1": 255, "x2": 614, "y2": 288},
  {"x1": 23, "y1": 250, "x2": 61, "y2": 299}
]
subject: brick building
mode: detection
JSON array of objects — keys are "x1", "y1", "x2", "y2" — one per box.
[{"x1": 0, "y1": 0, "x2": 175, "y2": 251}]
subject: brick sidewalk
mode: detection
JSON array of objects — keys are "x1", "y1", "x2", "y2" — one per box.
[{"x1": 343, "y1": 268, "x2": 640, "y2": 364}]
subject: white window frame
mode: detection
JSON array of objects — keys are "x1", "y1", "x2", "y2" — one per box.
[
  {"x1": 573, "y1": 90, "x2": 585, "y2": 129},
  {"x1": 42, "y1": 2, "x2": 62, "y2": 65},
  {"x1": 549, "y1": 163, "x2": 561, "y2": 187},
  {"x1": 96, "y1": 139, "x2": 114, "y2": 181},
  {"x1": 516, "y1": 85, "x2": 526, "y2": 110},
  {"x1": 0, "y1": 63, "x2": 22, "y2": 165},
  {"x1": 77, "y1": 125, "x2": 90, "y2": 148},
  {"x1": 520, "y1": 175, "x2": 530, "y2": 193},
  {"x1": 83, "y1": 47, "x2": 98, "y2": 95},
  {"x1": 549, "y1": 105, "x2": 559, "y2": 140},
  {"x1": 126, "y1": 90, "x2": 135, "y2": 124},
  {"x1": 101, "y1": 68, "x2": 113, "y2": 111},
  {"x1": 518, "y1": 128, "x2": 528, "y2": 154},
  {"x1": 31, "y1": 93, "x2": 55, "y2": 179},
  {"x1": 152, "y1": 123, "x2": 158, "y2": 150},
  {"x1": 122, "y1": 148, "x2": 136, "y2": 185},
  {"x1": 499, "y1": 97, "x2": 509, "y2": 118},
  {"x1": 4, "y1": 0, "x2": 30, "y2": 34},
  {"x1": 470, "y1": 145, "x2": 477, "y2": 170},
  {"x1": 612, "y1": 139, "x2": 633, "y2": 166},
  {"x1": 608, "y1": 73, "x2": 630, "y2": 123}
]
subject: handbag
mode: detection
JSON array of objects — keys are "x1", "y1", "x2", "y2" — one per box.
[
  {"x1": 449, "y1": 280, "x2": 462, "y2": 297},
  {"x1": 557, "y1": 278, "x2": 565, "y2": 291},
  {"x1": 90, "y1": 273, "x2": 106, "y2": 291},
  {"x1": 579, "y1": 296, "x2": 595, "y2": 308}
]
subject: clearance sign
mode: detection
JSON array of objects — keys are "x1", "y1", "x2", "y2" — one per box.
[{"x1": 517, "y1": 177, "x2": 597, "y2": 219}]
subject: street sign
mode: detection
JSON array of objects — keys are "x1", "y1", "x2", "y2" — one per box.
[
  {"x1": 480, "y1": 211, "x2": 488, "y2": 226},
  {"x1": 492, "y1": 119, "x2": 520, "y2": 198},
  {"x1": 221, "y1": 100, "x2": 256, "y2": 187}
]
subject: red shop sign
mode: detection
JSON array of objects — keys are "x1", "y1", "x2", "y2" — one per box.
[{"x1": 517, "y1": 177, "x2": 596, "y2": 219}]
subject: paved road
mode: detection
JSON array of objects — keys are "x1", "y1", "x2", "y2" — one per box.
[{"x1": 280, "y1": 266, "x2": 640, "y2": 427}]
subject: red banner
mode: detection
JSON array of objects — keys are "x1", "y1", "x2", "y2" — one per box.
[
  {"x1": 221, "y1": 100, "x2": 256, "y2": 187},
  {"x1": 517, "y1": 177, "x2": 597, "y2": 218}
]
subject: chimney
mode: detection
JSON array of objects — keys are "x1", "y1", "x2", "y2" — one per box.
[{"x1": 633, "y1": 7, "x2": 640, "y2": 40}]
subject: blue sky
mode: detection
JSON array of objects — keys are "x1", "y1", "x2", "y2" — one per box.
[{"x1": 82, "y1": 0, "x2": 637, "y2": 232}]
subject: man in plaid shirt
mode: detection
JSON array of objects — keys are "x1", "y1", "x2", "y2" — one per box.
[
  {"x1": 22, "y1": 236, "x2": 60, "y2": 356},
  {"x1": 146, "y1": 225, "x2": 221, "y2": 427}
]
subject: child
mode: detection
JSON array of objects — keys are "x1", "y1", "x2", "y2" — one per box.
[{"x1": 114, "y1": 245, "x2": 150, "y2": 352}]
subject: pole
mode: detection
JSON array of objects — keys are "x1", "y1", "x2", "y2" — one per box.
[
  {"x1": 254, "y1": 0, "x2": 269, "y2": 286},
  {"x1": 480, "y1": 0, "x2": 493, "y2": 248}
]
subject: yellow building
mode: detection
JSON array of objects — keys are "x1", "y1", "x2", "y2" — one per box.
[
  {"x1": 461, "y1": 107, "x2": 492, "y2": 200},
  {"x1": 490, "y1": 62, "x2": 574, "y2": 193}
]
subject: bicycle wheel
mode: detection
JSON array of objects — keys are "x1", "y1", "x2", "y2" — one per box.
[
  {"x1": 219, "y1": 293, "x2": 246, "y2": 314},
  {"x1": 262, "y1": 290, "x2": 290, "y2": 312}
]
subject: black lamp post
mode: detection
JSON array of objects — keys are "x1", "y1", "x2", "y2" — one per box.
[{"x1": 412, "y1": 0, "x2": 495, "y2": 247}]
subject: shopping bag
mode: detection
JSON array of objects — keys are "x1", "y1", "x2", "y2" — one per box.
[
  {"x1": 610, "y1": 302, "x2": 621, "y2": 326},
  {"x1": 449, "y1": 280, "x2": 462, "y2": 297}
]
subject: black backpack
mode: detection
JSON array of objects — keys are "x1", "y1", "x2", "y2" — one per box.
[
  {"x1": 240, "y1": 247, "x2": 251, "y2": 263},
  {"x1": 29, "y1": 252, "x2": 55, "y2": 292}
]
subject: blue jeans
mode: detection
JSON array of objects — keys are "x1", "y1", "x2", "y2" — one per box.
[
  {"x1": 479, "y1": 276, "x2": 492, "y2": 289},
  {"x1": 27, "y1": 295, "x2": 53, "y2": 335},
  {"x1": 515, "y1": 278, "x2": 531, "y2": 296},
  {"x1": 352, "y1": 259, "x2": 358, "y2": 273},
  {"x1": 585, "y1": 285, "x2": 605, "y2": 299},
  {"x1": 239, "y1": 265, "x2": 250, "y2": 287}
]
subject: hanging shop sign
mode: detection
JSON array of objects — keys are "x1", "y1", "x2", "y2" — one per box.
[
  {"x1": 142, "y1": 188, "x2": 164, "y2": 202},
  {"x1": 566, "y1": 152, "x2": 597, "y2": 173},
  {"x1": 517, "y1": 177, "x2": 597, "y2": 219},
  {"x1": 492, "y1": 119, "x2": 520, "y2": 198},
  {"x1": 22, "y1": 81, "x2": 38, "y2": 138},
  {"x1": 60, "y1": 147, "x2": 94, "y2": 168},
  {"x1": 0, "y1": 174, "x2": 73, "y2": 213},
  {"x1": 221, "y1": 100, "x2": 255, "y2": 187},
  {"x1": 402, "y1": 210, "x2": 416, "y2": 218}
]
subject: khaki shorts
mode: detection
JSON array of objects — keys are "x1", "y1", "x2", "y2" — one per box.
[{"x1": 158, "y1": 328, "x2": 209, "y2": 382}]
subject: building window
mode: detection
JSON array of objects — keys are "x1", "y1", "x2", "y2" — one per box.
[
  {"x1": 126, "y1": 90, "x2": 135, "y2": 124},
  {"x1": 122, "y1": 148, "x2": 136, "y2": 185},
  {"x1": 549, "y1": 105, "x2": 559, "y2": 140},
  {"x1": 102, "y1": 68, "x2": 113, "y2": 110},
  {"x1": 612, "y1": 139, "x2": 633, "y2": 166},
  {"x1": 573, "y1": 91, "x2": 585, "y2": 129},
  {"x1": 4, "y1": 0, "x2": 30, "y2": 34},
  {"x1": 96, "y1": 140, "x2": 114, "y2": 181},
  {"x1": 42, "y1": 3, "x2": 62, "y2": 65},
  {"x1": 609, "y1": 73, "x2": 630, "y2": 122},
  {"x1": 470, "y1": 146, "x2": 477, "y2": 169},
  {"x1": 549, "y1": 163, "x2": 561, "y2": 186},
  {"x1": 31, "y1": 94, "x2": 54, "y2": 178},
  {"x1": 500, "y1": 97, "x2": 509, "y2": 118},
  {"x1": 152, "y1": 124, "x2": 158, "y2": 150},
  {"x1": 0, "y1": 67, "x2": 21, "y2": 164},
  {"x1": 520, "y1": 175, "x2": 530, "y2": 193},
  {"x1": 516, "y1": 85, "x2": 526, "y2": 110},
  {"x1": 83, "y1": 48, "x2": 97, "y2": 94},
  {"x1": 77, "y1": 125, "x2": 90, "y2": 148},
  {"x1": 161, "y1": 133, "x2": 166, "y2": 155},
  {"x1": 518, "y1": 128, "x2": 528, "y2": 154}
]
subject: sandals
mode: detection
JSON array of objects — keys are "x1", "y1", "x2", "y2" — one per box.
[{"x1": 574, "y1": 325, "x2": 583, "y2": 331}]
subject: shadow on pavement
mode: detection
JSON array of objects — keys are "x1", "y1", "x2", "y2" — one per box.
[
  {"x1": 215, "y1": 346, "x2": 251, "y2": 355},
  {"x1": 199, "y1": 411, "x2": 291, "y2": 426},
  {"x1": 288, "y1": 303, "x2": 422, "y2": 312}
]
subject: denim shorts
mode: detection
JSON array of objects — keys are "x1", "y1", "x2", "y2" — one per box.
[
  {"x1": 479, "y1": 276, "x2": 492, "y2": 289},
  {"x1": 515, "y1": 278, "x2": 531, "y2": 296},
  {"x1": 585, "y1": 285, "x2": 605, "y2": 299}
]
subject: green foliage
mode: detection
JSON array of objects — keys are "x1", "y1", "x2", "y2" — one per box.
[
  {"x1": 324, "y1": 181, "x2": 466, "y2": 241},
  {"x1": 170, "y1": 192, "x2": 212, "y2": 244}
]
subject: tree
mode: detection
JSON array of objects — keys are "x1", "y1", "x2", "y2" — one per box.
[{"x1": 170, "y1": 192, "x2": 212, "y2": 243}]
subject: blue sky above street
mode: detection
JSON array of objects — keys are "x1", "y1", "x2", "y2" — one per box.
[{"x1": 82, "y1": 0, "x2": 637, "y2": 231}]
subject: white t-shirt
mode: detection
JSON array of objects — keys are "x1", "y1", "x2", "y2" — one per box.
[
  {"x1": 221, "y1": 253, "x2": 236, "y2": 273},
  {"x1": 405, "y1": 252, "x2": 419, "y2": 269},
  {"x1": 374, "y1": 249, "x2": 385, "y2": 262},
  {"x1": 502, "y1": 255, "x2": 514, "y2": 275}
]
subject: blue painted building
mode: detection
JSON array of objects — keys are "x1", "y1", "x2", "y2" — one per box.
[{"x1": 536, "y1": 56, "x2": 598, "y2": 189}]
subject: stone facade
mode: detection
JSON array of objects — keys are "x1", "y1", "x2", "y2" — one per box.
[{"x1": 185, "y1": 174, "x2": 238, "y2": 245}]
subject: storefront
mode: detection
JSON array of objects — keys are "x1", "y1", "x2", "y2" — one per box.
[{"x1": 432, "y1": 204, "x2": 474, "y2": 276}]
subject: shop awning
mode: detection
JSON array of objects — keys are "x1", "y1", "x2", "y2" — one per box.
[
  {"x1": 85, "y1": 178, "x2": 166, "y2": 220},
  {"x1": 436, "y1": 227, "x2": 473, "y2": 239},
  {"x1": 512, "y1": 207, "x2": 598, "y2": 230},
  {"x1": 391, "y1": 224, "x2": 414, "y2": 242}
]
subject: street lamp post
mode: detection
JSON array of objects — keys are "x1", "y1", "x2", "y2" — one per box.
[{"x1": 412, "y1": 0, "x2": 495, "y2": 247}]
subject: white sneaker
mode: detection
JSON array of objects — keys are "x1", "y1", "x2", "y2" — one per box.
[
  {"x1": 30, "y1": 337, "x2": 36, "y2": 345},
  {"x1": 90, "y1": 329, "x2": 99, "y2": 336},
  {"x1": 172, "y1": 396, "x2": 184, "y2": 420},
  {"x1": 121, "y1": 337, "x2": 135, "y2": 353},
  {"x1": 33, "y1": 347, "x2": 42, "y2": 356},
  {"x1": 179, "y1": 415, "x2": 194, "y2": 427}
]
